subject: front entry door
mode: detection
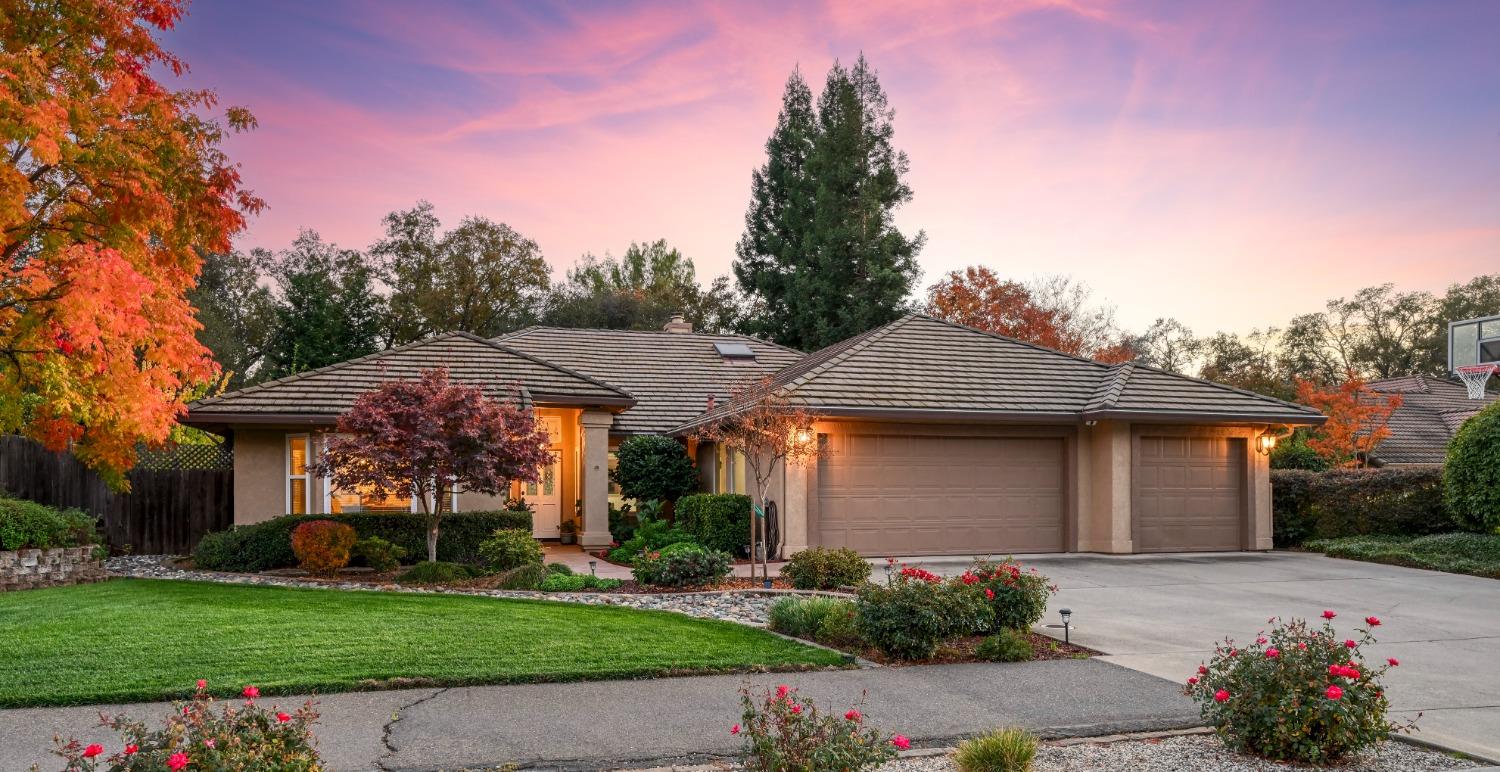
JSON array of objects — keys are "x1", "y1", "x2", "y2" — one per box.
[{"x1": 527, "y1": 451, "x2": 562, "y2": 538}]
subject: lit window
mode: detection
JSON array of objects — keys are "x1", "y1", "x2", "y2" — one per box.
[
  {"x1": 287, "y1": 435, "x2": 310, "y2": 515},
  {"x1": 329, "y1": 483, "x2": 413, "y2": 514}
]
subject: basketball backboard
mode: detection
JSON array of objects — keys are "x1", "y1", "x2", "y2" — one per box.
[{"x1": 1448, "y1": 313, "x2": 1500, "y2": 373}]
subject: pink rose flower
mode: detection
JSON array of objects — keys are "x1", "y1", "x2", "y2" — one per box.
[
  {"x1": 790, "y1": 704, "x2": 802, "y2": 714},
  {"x1": 1265, "y1": 648, "x2": 1280, "y2": 658},
  {"x1": 168, "y1": 752, "x2": 190, "y2": 771},
  {"x1": 1365, "y1": 616, "x2": 1381, "y2": 627},
  {"x1": 845, "y1": 709, "x2": 861, "y2": 722},
  {"x1": 1187, "y1": 676, "x2": 1198, "y2": 685},
  {"x1": 1297, "y1": 642, "x2": 1307, "y2": 650},
  {"x1": 1328, "y1": 664, "x2": 1342, "y2": 676},
  {"x1": 1326, "y1": 685, "x2": 1343, "y2": 700},
  {"x1": 1344, "y1": 639, "x2": 1357, "y2": 649},
  {"x1": 242, "y1": 685, "x2": 260, "y2": 699},
  {"x1": 196, "y1": 679, "x2": 207, "y2": 690},
  {"x1": 985, "y1": 588, "x2": 995, "y2": 600},
  {"x1": 1387, "y1": 657, "x2": 1400, "y2": 667},
  {"x1": 124, "y1": 744, "x2": 139, "y2": 755},
  {"x1": 730, "y1": 724, "x2": 740, "y2": 735},
  {"x1": 1256, "y1": 637, "x2": 1267, "y2": 645},
  {"x1": 1322, "y1": 610, "x2": 1337, "y2": 620},
  {"x1": 776, "y1": 685, "x2": 790, "y2": 698},
  {"x1": 277, "y1": 711, "x2": 292, "y2": 723},
  {"x1": 83, "y1": 744, "x2": 103, "y2": 758},
  {"x1": 892, "y1": 735, "x2": 911, "y2": 750},
  {"x1": 1198, "y1": 665, "x2": 1208, "y2": 675},
  {"x1": 1213, "y1": 689, "x2": 1230, "y2": 703}
]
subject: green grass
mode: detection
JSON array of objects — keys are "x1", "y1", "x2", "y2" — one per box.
[
  {"x1": 1305, "y1": 532, "x2": 1500, "y2": 578},
  {"x1": 0, "y1": 579, "x2": 845, "y2": 707}
]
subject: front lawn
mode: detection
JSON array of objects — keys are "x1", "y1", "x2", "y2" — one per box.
[
  {"x1": 1305, "y1": 533, "x2": 1500, "y2": 578},
  {"x1": 0, "y1": 579, "x2": 845, "y2": 707}
]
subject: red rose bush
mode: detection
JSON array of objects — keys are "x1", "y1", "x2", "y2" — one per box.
[
  {"x1": 1183, "y1": 612, "x2": 1411, "y2": 764},
  {"x1": 50, "y1": 680, "x2": 321, "y2": 771},
  {"x1": 736, "y1": 684, "x2": 901, "y2": 771}
]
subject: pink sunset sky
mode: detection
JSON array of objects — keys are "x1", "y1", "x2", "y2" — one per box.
[{"x1": 164, "y1": 1, "x2": 1500, "y2": 335}]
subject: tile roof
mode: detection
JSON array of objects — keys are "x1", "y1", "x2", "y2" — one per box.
[
  {"x1": 673, "y1": 314, "x2": 1324, "y2": 432},
  {"x1": 495, "y1": 326, "x2": 804, "y2": 434},
  {"x1": 1366, "y1": 375, "x2": 1498, "y2": 464},
  {"x1": 186, "y1": 332, "x2": 633, "y2": 424}
]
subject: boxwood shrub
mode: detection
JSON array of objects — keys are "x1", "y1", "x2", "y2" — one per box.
[
  {"x1": 675, "y1": 493, "x2": 751, "y2": 556},
  {"x1": 631, "y1": 546, "x2": 732, "y2": 587},
  {"x1": 1445, "y1": 400, "x2": 1500, "y2": 532},
  {"x1": 193, "y1": 510, "x2": 531, "y2": 572},
  {"x1": 780, "y1": 547, "x2": 871, "y2": 590},
  {"x1": 1271, "y1": 468, "x2": 1448, "y2": 547},
  {"x1": 0, "y1": 496, "x2": 99, "y2": 551}
]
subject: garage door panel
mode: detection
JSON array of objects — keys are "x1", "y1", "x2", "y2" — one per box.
[
  {"x1": 816, "y1": 433, "x2": 1066, "y2": 555},
  {"x1": 1135, "y1": 436, "x2": 1245, "y2": 552}
]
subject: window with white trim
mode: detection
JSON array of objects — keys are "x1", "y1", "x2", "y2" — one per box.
[{"x1": 287, "y1": 434, "x2": 311, "y2": 515}]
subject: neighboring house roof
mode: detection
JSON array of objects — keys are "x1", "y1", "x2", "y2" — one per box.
[
  {"x1": 1365, "y1": 375, "x2": 1498, "y2": 464},
  {"x1": 185, "y1": 332, "x2": 634, "y2": 426},
  {"x1": 673, "y1": 314, "x2": 1325, "y2": 433},
  {"x1": 495, "y1": 326, "x2": 805, "y2": 434}
]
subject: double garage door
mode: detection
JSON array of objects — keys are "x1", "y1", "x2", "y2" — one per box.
[
  {"x1": 813, "y1": 430, "x2": 1247, "y2": 555},
  {"x1": 815, "y1": 433, "x2": 1066, "y2": 555}
]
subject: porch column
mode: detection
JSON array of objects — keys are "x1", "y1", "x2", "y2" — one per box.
[
  {"x1": 579, "y1": 410, "x2": 614, "y2": 549},
  {"x1": 781, "y1": 462, "x2": 809, "y2": 555}
]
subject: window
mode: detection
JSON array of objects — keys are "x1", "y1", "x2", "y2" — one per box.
[
  {"x1": 287, "y1": 435, "x2": 311, "y2": 515},
  {"x1": 718, "y1": 445, "x2": 747, "y2": 495},
  {"x1": 328, "y1": 482, "x2": 413, "y2": 514}
]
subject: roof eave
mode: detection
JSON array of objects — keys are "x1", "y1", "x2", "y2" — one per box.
[{"x1": 1080, "y1": 408, "x2": 1327, "y2": 426}]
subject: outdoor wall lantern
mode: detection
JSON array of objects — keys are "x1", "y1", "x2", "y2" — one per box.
[
  {"x1": 1256, "y1": 433, "x2": 1278, "y2": 455},
  {"x1": 794, "y1": 427, "x2": 814, "y2": 445}
]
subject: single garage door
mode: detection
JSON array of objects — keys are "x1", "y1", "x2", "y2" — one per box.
[
  {"x1": 1135, "y1": 436, "x2": 1246, "y2": 552},
  {"x1": 815, "y1": 433, "x2": 1065, "y2": 555}
]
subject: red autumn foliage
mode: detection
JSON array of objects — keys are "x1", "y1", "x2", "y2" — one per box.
[
  {"x1": 924, "y1": 266, "x2": 1134, "y2": 363},
  {"x1": 310, "y1": 368, "x2": 552, "y2": 563},
  {"x1": 290, "y1": 520, "x2": 357, "y2": 576},
  {"x1": 1295, "y1": 372, "x2": 1402, "y2": 468}
]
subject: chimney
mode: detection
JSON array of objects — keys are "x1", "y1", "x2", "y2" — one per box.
[{"x1": 664, "y1": 313, "x2": 693, "y2": 334}]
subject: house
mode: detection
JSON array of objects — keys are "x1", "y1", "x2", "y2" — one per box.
[
  {"x1": 185, "y1": 313, "x2": 1324, "y2": 556},
  {"x1": 1364, "y1": 375, "x2": 1498, "y2": 466}
]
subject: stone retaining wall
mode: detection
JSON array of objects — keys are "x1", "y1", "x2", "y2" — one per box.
[{"x1": 0, "y1": 546, "x2": 105, "y2": 591}]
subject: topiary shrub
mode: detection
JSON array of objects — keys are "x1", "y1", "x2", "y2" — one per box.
[
  {"x1": 397, "y1": 561, "x2": 475, "y2": 584},
  {"x1": 290, "y1": 520, "x2": 357, "y2": 576},
  {"x1": 351, "y1": 536, "x2": 406, "y2": 572},
  {"x1": 962, "y1": 559, "x2": 1054, "y2": 632},
  {"x1": 855, "y1": 567, "x2": 990, "y2": 660},
  {"x1": 632, "y1": 547, "x2": 732, "y2": 587},
  {"x1": 780, "y1": 547, "x2": 871, "y2": 590},
  {"x1": 611, "y1": 435, "x2": 700, "y2": 504},
  {"x1": 975, "y1": 629, "x2": 1034, "y2": 663},
  {"x1": 539, "y1": 573, "x2": 623, "y2": 592},
  {"x1": 0, "y1": 496, "x2": 99, "y2": 551},
  {"x1": 1183, "y1": 612, "x2": 1406, "y2": 764},
  {"x1": 1445, "y1": 400, "x2": 1500, "y2": 532},
  {"x1": 477, "y1": 528, "x2": 544, "y2": 571},
  {"x1": 954, "y1": 727, "x2": 1038, "y2": 772},
  {"x1": 675, "y1": 493, "x2": 751, "y2": 556}
]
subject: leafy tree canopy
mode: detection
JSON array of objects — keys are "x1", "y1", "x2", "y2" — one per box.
[
  {"x1": 924, "y1": 267, "x2": 1133, "y2": 363},
  {"x1": 257, "y1": 231, "x2": 385, "y2": 379},
  {"x1": 611, "y1": 435, "x2": 700, "y2": 504},
  {"x1": 543, "y1": 239, "x2": 741, "y2": 333},
  {"x1": 0, "y1": 0, "x2": 261, "y2": 487},
  {"x1": 188, "y1": 250, "x2": 276, "y2": 389}
]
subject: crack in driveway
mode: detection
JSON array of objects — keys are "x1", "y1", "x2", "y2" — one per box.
[{"x1": 377, "y1": 687, "x2": 450, "y2": 770}]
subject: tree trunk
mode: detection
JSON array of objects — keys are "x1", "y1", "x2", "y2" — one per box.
[{"x1": 426, "y1": 522, "x2": 439, "y2": 564}]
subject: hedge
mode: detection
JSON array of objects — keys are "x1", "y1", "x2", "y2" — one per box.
[
  {"x1": 193, "y1": 510, "x2": 531, "y2": 572},
  {"x1": 1271, "y1": 467, "x2": 1448, "y2": 547},
  {"x1": 1444, "y1": 400, "x2": 1500, "y2": 532},
  {"x1": 0, "y1": 495, "x2": 100, "y2": 552},
  {"x1": 675, "y1": 493, "x2": 751, "y2": 556}
]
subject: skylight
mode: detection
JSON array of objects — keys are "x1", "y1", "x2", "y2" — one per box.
[{"x1": 713, "y1": 341, "x2": 756, "y2": 360}]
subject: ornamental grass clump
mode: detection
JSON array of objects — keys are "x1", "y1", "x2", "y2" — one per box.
[
  {"x1": 954, "y1": 727, "x2": 1038, "y2": 772},
  {"x1": 735, "y1": 684, "x2": 903, "y2": 771},
  {"x1": 50, "y1": 680, "x2": 320, "y2": 771},
  {"x1": 289, "y1": 520, "x2": 357, "y2": 577},
  {"x1": 1183, "y1": 611, "x2": 1411, "y2": 764}
]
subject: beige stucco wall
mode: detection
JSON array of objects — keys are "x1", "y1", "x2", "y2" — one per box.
[{"x1": 1080, "y1": 420, "x2": 1134, "y2": 553}]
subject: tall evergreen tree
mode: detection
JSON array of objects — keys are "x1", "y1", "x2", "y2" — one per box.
[
  {"x1": 258, "y1": 230, "x2": 385, "y2": 378},
  {"x1": 734, "y1": 68, "x2": 817, "y2": 345},
  {"x1": 188, "y1": 250, "x2": 276, "y2": 388},
  {"x1": 735, "y1": 56, "x2": 924, "y2": 350}
]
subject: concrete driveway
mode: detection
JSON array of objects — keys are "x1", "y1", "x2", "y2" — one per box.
[{"x1": 903, "y1": 551, "x2": 1500, "y2": 762}]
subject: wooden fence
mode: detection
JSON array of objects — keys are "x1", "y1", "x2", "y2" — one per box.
[{"x1": 0, "y1": 435, "x2": 232, "y2": 554}]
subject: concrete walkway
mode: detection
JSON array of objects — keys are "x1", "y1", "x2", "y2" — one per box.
[
  {"x1": 897, "y1": 551, "x2": 1500, "y2": 763},
  {"x1": 0, "y1": 659, "x2": 1193, "y2": 771}
]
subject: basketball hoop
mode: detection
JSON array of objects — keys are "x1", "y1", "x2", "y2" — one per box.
[{"x1": 1457, "y1": 364, "x2": 1498, "y2": 399}]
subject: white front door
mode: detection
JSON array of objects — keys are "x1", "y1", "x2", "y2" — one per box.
[{"x1": 526, "y1": 451, "x2": 562, "y2": 538}]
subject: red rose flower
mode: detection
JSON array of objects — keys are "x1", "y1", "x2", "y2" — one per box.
[
  {"x1": 242, "y1": 685, "x2": 260, "y2": 699},
  {"x1": 1297, "y1": 642, "x2": 1307, "y2": 650},
  {"x1": 776, "y1": 685, "x2": 790, "y2": 698},
  {"x1": 277, "y1": 711, "x2": 292, "y2": 723},
  {"x1": 790, "y1": 703, "x2": 802, "y2": 714},
  {"x1": 1214, "y1": 689, "x2": 1230, "y2": 703},
  {"x1": 167, "y1": 752, "x2": 190, "y2": 770},
  {"x1": 1265, "y1": 648, "x2": 1280, "y2": 658},
  {"x1": 984, "y1": 588, "x2": 995, "y2": 600},
  {"x1": 730, "y1": 724, "x2": 740, "y2": 735},
  {"x1": 892, "y1": 735, "x2": 911, "y2": 750},
  {"x1": 196, "y1": 679, "x2": 207, "y2": 690},
  {"x1": 1387, "y1": 657, "x2": 1400, "y2": 667},
  {"x1": 1365, "y1": 616, "x2": 1381, "y2": 627},
  {"x1": 1198, "y1": 664, "x2": 1208, "y2": 675},
  {"x1": 1326, "y1": 685, "x2": 1343, "y2": 700},
  {"x1": 1328, "y1": 664, "x2": 1342, "y2": 676},
  {"x1": 124, "y1": 744, "x2": 139, "y2": 755},
  {"x1": 83, "y1": 744, "x2": 104, "y2": 758},
  {"x1": 1344, "y1": 639, "x2": 1357, "y2": 649},
  {"x1": 1322, "y1": 610, "x2": 1337, "y2": 620},
  {"x1": 845, "y1": 709, "x2": 862, "y2": 722}
]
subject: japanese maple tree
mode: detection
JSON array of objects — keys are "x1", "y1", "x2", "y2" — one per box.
[
  {"x1": 312, "y1": 368, "x2": 552, "y2": 563},
  {"x1": 1295, "y1": 372, "x2": 1403, "y2": 468},
  {"x1": 691, "y1": 378, "x2": 825, "y2": 582},
  {"x1": 1, "y1": 0, "x2": 262, "y2": 487}
]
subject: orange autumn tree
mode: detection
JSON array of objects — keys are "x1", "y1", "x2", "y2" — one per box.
[
  {"x1": 924, "y1": 266, "x2": 1134, "y2": 363},
  {"x1": 1, "y1": 0, "x2": 262, "y2": 487},
  {"x1": 1295, "y1": 372, "x2": 1403, "y2": 468}
]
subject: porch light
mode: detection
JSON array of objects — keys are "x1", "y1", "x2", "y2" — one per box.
[
  {"x1": 794, "y1": 427, "x2": 814, "y2": 445},
  {"x1": 1256, "y1": 433, "x2": 1277, "y2": 455}
]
